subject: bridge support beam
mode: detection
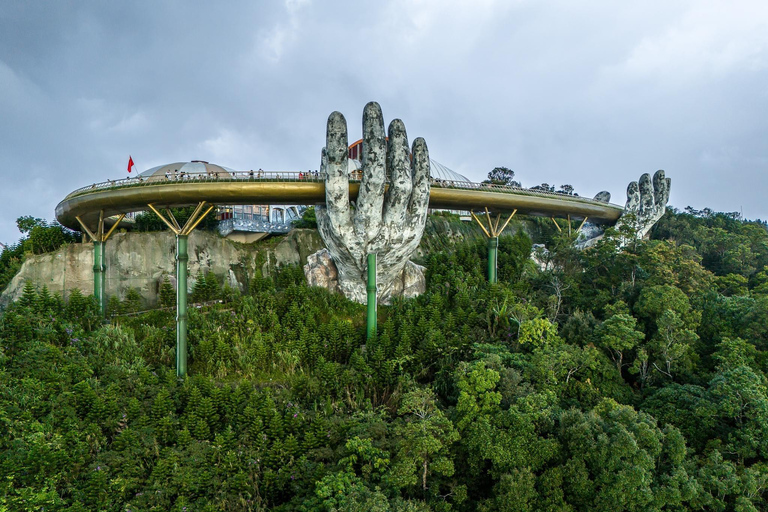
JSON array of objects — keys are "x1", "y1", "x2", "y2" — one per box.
[
  {"x1": 148, "y1": 202, "x2": 215, "y2": 377},
  {"x1": 93, "y1": 241, "x2": 105, "y2": 313},
  {"x1": 471, "y1": 208, "x2": 517, "y2": 284},
  {"x1": 176, "y1": 234, "x2": 189, "y2": 377},
  {"x1": 75, "y1": 210, "x2": 125, "y2": 316},
  {"x1": 367, "y1": 253, "x2": 377, "y2": 340},
  {"x1": 487, "y1": 237, "x2": 498, "y2": 284}
]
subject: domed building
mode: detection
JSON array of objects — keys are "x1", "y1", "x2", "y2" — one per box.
[
  {"x1": 138, "y1": 161, "x2": 234, "y2": 181},
  {"x1": 135, "y1": 160, "x2": 304, "y2": 242}
]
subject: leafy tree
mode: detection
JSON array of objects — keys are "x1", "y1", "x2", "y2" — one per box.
[
  {"x1": 595, "y1": 301, "x2": 645, "y2": 374},
  {"x1": 485, "y1": 167, "x2": 521, "y2": 187},
  {"x1": 292, "y1": 207, "x2": 317, "y2": 228},
  {"x1": 3, "y1": 205, "x2": 768, "y2": 510},
  {"x1": 391, "y1": 388, "x2": 459, "y2": 492},
  {"x1": 531, "y1": 183, "x2": 555, "y2": 193},
  {"x1": 16, "y1": 215, "x2": 45, "y2": 234},
  {"x1": 553, "y1": 399, "x2": 697, "y2": 511},
  {"x1": 708, "y1": 365, "x2": 768, "y2": 462},
  {"x1": 27, "y1": 223, "x2": 78, "y2": 254}
]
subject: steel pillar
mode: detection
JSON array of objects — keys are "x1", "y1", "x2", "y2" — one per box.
[
  {"x1": 367, "y1": 253, "x2": 377, "y2": 340},
  {"x1": 76, "y1": 211, "x2": 124, "y2": 317},
  {"x1": 148, "y1": 202, "x2": 214, "y2": 377},
  {"x1": 176, "y1": 234, "x2": 189, "y2": 377},
  {"x1": 487, "y1": 237, "x2": 498, "y2": 284},
  {"x1": 471, "y1": 208, "x2": 516, "y2": 284},
  {"x1": 93, "y1": 241, "x2": 105, "y2": 314}
]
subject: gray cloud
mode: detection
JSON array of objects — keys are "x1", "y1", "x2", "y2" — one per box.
[{"x1": 1, "y1": 0, "x2": 767, "y2": 243}]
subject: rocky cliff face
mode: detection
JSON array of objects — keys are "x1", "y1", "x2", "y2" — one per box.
[
  {"x1": 1, "y1": 216, "x2": 541, "y2": 308},
  {"x1": 0, "y1": 229, "x2": 324, "y2": 307}
]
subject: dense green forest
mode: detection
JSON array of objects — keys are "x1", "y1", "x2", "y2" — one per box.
[{"x1": 2, "y1": 208, "x2": 768, "y2": 511}]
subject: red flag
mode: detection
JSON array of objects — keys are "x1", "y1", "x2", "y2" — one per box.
[{"x1": 127, "y1": 155, "x2": 135, "y2": 173}]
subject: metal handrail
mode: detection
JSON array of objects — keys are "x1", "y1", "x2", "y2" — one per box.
[{"x1": 64, "y1": 171, "x2": 622, "y2": 209}]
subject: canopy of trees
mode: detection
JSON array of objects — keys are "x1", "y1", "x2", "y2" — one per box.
[
  {"x1": 2, "y1": 208, "x2": 768, "y2": 510},
  {"x1": 484, "y1": 167, "x2": 521, "y2": 187}
]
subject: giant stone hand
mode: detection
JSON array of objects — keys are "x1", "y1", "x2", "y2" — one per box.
[
  {"x1": 620, "y1": 170, "x2": 671, "y2": 239},
  {"x1": 314, "y1": 102, "x2": 430, "y2": 303},
  {"x1": 576, "y1": 169, "x2": 671, "y2": 249}
]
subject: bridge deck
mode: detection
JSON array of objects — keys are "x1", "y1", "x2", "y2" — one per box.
[{"x1": 55, "y1": 172, "x2": 623, "y2": 230}]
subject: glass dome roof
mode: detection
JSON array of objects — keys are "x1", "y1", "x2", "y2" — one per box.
[
  {"x1": 348, "y1": 158, "x2": 470, "y2": 183},
  {"x1": 139, "y1": 161, "x2": 234, "y2": 180},
  {"x1": 428, "y1": 159, "x2": 470, "y2": 183}
]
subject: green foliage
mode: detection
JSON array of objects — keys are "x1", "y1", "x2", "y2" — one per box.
[
  {"x1": 16, "y1": 215, "x2": 46, "y2": 234},
  {"x1": 159, "y1": 275, "x2": 175, "y2": 308},
  {"x1": 2, "y1": 207, "x2": 768, "y2": 510},
  {"x1": 191, "y1": 270, "x2": 222, "y2": 303},
  {"x1": 122, "y1": 287, "x2": 144, "y2": 313},
  {"x1": 134, "y1": 206, "x2": 218, "y2": 232},
  {"x1": 292, "y1": 206, "x2": 318, "y2": 228},
  {"x1": 484, "y1": 166, "x2": 521, "y2": 187}
]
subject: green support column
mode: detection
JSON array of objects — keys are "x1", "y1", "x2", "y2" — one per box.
[
  {"x1": 148, "y1": 201, "x2": 213, "y2": 378},
  {"x1": 93, "y1": 241, "x2": 106, "y2": 314},
  {"x1": 176, "y1": 235, "x2": 189, "y2": 377},
  {"x1": 488, "y1": 237, "x2": 498, "y2": 284},
  {"x1": 366, "y1": 253, "x2": 377, "y2": 340},
  {"x1": 472, "y1": 209, "x2": 516, "y2": 285},
  {"x1": 77, "y1": 212, "x2": 125, "y2": 318}
]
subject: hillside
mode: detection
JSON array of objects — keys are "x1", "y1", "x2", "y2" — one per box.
[{"x1": 2, "y1": 208, "x2": 768, "y2": 511}]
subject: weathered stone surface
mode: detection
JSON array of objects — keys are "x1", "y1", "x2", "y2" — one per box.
[
  {"x1": 576, "y1": 170, "x2": 671, "y2": 249},
  {"x1": 387, "y1": 261, "x2": 426, "y2": 300},
  {"x1": 593, "y1": 191, "x2": 611, "y2": 203},
  {"x1": 303, "y1": 248, "x2": 425, "y2": 304},
  {"x1": 315, "y1": 102, "x2": 430, "y2": 303},
  {"x1": 0, "y1": 229, "x2": 324, "y2": 307},
  {"x1": 303, "y1": 248, "x2": 340, "y2": 295},
  {"x1": 624, "y1": 169, "x2": 671, "y2": 240}
]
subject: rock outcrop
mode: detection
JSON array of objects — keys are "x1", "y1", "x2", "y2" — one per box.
[
  {"x1": 303, "y1": 249, "x2": 340, "y2": 295},
  {"x1": 0, "y1": 229, "x2": 324, "y2": 307},
  {"x1": 576, "y1": 170, "x2": 671, "y2": 249},
  {"x1": 304, "y1": 248, "x2": 425, "y2": 304}
]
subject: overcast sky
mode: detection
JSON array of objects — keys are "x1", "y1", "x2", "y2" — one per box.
[{"x1": 1, "y1": 0, "x2": 767, "y2": 244}]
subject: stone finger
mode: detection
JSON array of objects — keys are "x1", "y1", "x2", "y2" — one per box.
[
  {"x1": 638, "y1": 173, "x2": 654, "y2": 218},
  {"x1": 383, "y1": 119, "x2": 412, "y2": 230},
  {"x1": 324, "y1": 112, "x2": 351, "y2": 226},
  {"x1": 625, "y1": 180, "x2": 640, "y2": 212},
  {"x1": 355, "y1": 101, "x2": 386, "y2": 242},
  {"x1": 593, "y1": 191, "x2": 611, "y2": 203},
  {"x1": 408, "y1": 137, "x2": 430, "y2": 221},
  {"x1": 653, "y1": 170, "x2": 670, "y2": 208}
]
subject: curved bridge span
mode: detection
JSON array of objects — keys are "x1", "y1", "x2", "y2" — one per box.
[
  {"x1": 56, "y1": 171, "x2": 623, "y2": 230},
  {"x1": 54, "y1": 170, "x2": 624, "y2": 378}
]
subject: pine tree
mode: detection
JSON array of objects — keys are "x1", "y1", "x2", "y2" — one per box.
[
  {"x1": 205, "y1": 271, "x2": 221, "y2": 301},
  {"x1": 123, "y1": 287, "x2": 143, "y2": 313},
  {"x1": 191, "y1": 269, "x2": 207, "y2": 302},
  {"x1": 159, "y1": 275, "x2": 175, "y2": 308},
  {"x1": 19, "y1": 281, "x2": 36, "y2": 308},
  {"x1": 36, "y1": 285, "x2": 52, "y2": 312},
  {"x1": 106, "y1": 295, "x2": 123, "y2": 317}
]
